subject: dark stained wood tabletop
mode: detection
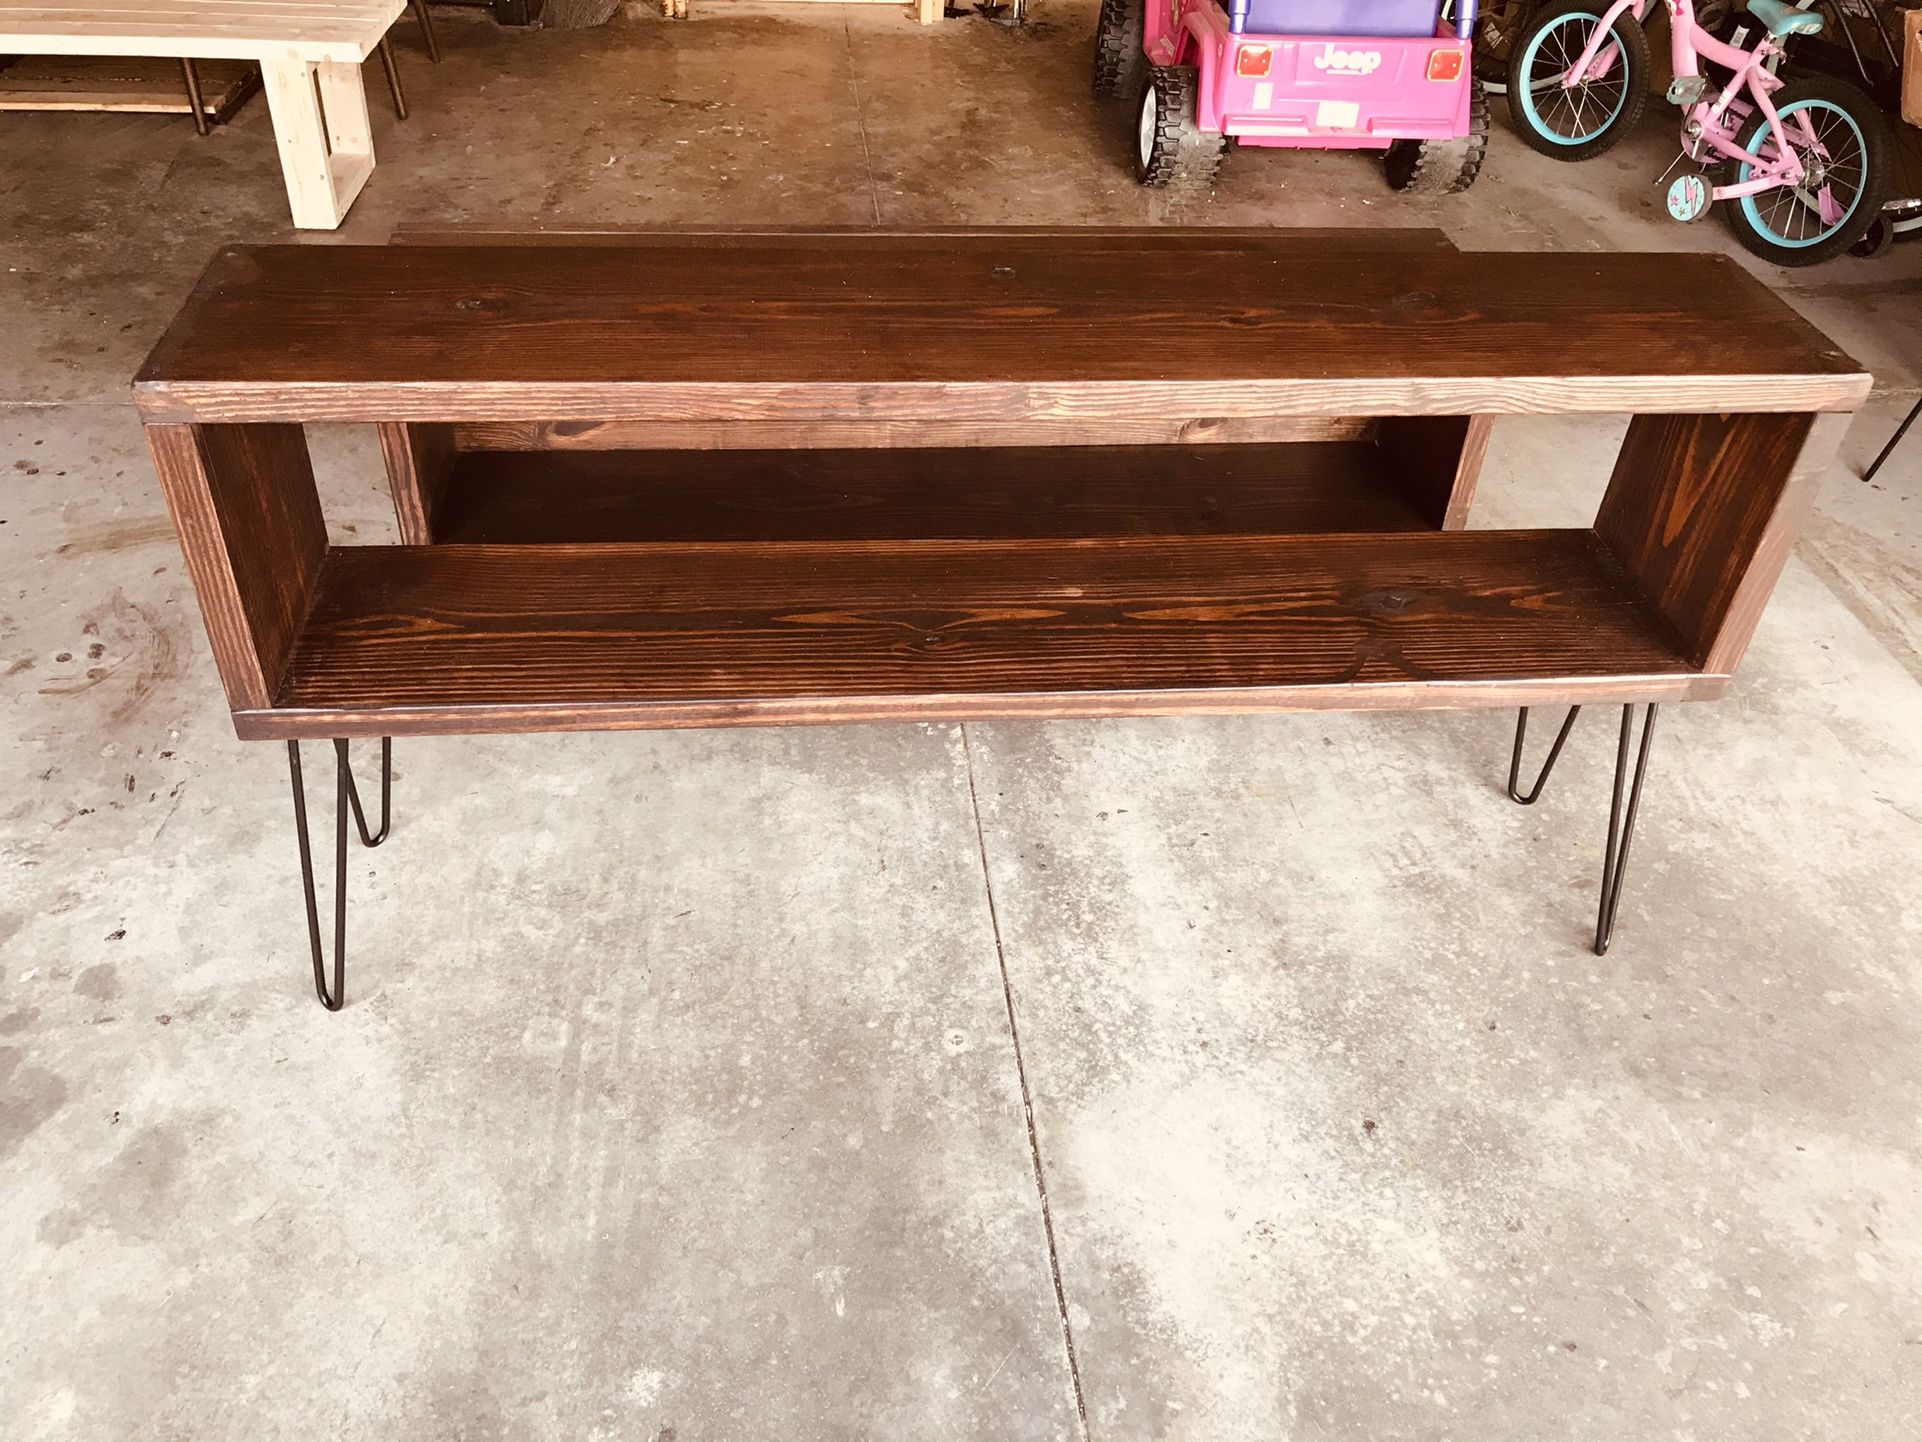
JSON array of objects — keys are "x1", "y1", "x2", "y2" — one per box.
[{"x1": 134, "y1": 234, "x2": 1869, "y2": 423}]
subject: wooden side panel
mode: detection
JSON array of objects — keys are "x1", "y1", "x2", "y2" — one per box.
[
  {"x1": 377, "y1": 421, "x2": 457, "y2": 543},
  {"x1": 1695, "y1": 411, "x2": 1850, "y2": 674},
  {"x1": 1446, "y1": 415, "x2": 1492, "y2": 530},
  {"x1": 1374, "y1": 415, "x2": 1492, "y2": 530},
  {"x1": 1594, "y1": 410, "x2": 1839, "y2": 671},
  {"x1": 445, "y1": 416, "x2": 1376, "y2": 452},
  {"x1": 144, "y1": 422, "x2": 328, "y2": 709}
]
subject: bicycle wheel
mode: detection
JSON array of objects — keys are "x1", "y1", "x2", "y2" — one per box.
[
  {"x1": 1505, "y1": 0, "x2": 1649, "y2": 160},
  {"x1": 1726, "y1": 76, "x2": 1890, "y2": 267}
]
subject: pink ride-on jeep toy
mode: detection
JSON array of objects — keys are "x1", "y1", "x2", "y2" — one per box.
[{"x1": 1093, "y1": 0, "x2": 1489, "y2": 193}]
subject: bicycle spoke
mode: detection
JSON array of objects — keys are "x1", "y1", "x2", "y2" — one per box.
[
  {"x1": 1742, "y1": 99, "x2": 1867, "y2": 244},
  {"x1": 1530, "y1": 17, "x2": 1627, "y2": 142}
]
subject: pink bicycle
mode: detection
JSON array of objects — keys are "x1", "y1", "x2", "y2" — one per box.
[{"x1": 1505, "y1": 0, "x2": 1890, "y2": 264}]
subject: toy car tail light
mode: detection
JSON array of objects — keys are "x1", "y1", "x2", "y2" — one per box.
[
  {"x1": 1427, "y1": 48, "x2": 1464, "y2": 81},
  {"x1": 1236, "y1": 45, "x2": 1273, "y2": 78}
]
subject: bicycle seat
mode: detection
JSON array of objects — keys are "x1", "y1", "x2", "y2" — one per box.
[{"x1": 1743, "y1": 0, "x2": 1824, "y2": 38}]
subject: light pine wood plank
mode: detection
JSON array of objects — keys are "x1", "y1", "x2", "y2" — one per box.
[
  {"x1": 316, "y1": 53, "x2": 371, "y2": 156},
  {"x1": 0, "y1": 0, "x2": 402, "y2": 61},
  {"x1": 259, "y1": 56, "x2": 373, "y2": 229},
  {"x1": 0, "y1": 55, "x2": 255, "y2": 114},
  {"x1": 260, "y1": 59, "x2": 336, "y2": 228}
]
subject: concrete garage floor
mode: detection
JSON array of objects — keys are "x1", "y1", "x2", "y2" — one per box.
[{"x1": 2, "y1": 3, "x2": 1920, "y2": 1438}]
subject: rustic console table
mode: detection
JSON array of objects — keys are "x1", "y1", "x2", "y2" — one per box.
[{"x1": 134, "y1": 231, "x2": 1868, "y2": 1010}]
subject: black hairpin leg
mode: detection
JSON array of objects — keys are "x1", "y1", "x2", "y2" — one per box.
[
  {"x1": 1507, "y1": 705, "x2": 1581, "y2": 804},
  {"x1": 1595, "y1": 704, "x2": 1658, "y2": 956},
  {"x1": 344, "y1": 736, "x2": 391, "y2": 846},
  {"x1": 1862, "y1": 394, "x2": 1920, "y2": 484},
  {"x1": 288, "y1": 738, "x2": 392, "y2": 1011}
]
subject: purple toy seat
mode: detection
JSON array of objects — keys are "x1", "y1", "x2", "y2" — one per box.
[{"x1": 1234, "y1": 0, "x2": 1442, "y2": 36}]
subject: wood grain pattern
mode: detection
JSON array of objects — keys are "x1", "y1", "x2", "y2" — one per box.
[
  {"x1": 144, "y1": 422, "x2": 327, "y2": 709},
  {"x1": 246, "y1": 530, "x2": 1704, "y2": 738},
  {"x1": 261, "y1": 56, "x2": 374, "y2": 230},
  {"x1": 132, "y1": 242, "x2": 1870, "y2": 423},
  {"x1": 1451, "y1": 415, "x2": 1494, "y2": 530},
  {"x1": 444, "y1": 415, "x2": 1377, "y2": 452},
  {"x1": 425, "y1": 443, "x2": 1435, "y2": 545},
  {"x1": 133, "y1": 237, "x2": 1858, "y2": 746},
  {"x1": 386, "y1": 225, "x2": 1462, "y2": 252},
  {"x1": 1594, "y1": 411, "x2": 1823, "y2": 668},
  {"x1": 377, "y1": 421, "x2": 456, "y2": 544},
  {"x1": 1695, "y1": 412, "x2": 1851, "y2": 675}
]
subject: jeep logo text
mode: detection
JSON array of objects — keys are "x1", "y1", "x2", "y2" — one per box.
[{"x1": 1312, "y1": 46, "x2": 1383, "y2": 74}]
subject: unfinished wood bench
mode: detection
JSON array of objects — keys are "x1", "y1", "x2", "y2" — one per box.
[
  {"x1": 133, "y1": 229, "x2": 1869, "y2": 1010},
  {"x1": 0, "y1": 0, "x2": 410, "y2": 228}
]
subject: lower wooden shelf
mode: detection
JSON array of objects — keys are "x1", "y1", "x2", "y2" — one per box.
[
  {"x1": 0, "y1": 56, "x2": 258, "y2": 121},
  {"x1": 239, "y1": 529, "x2": 1713, "y2": 739}
]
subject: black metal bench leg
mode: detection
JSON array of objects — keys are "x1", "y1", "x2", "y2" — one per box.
[
  {"x1": 180, "y1": 59, "x2": 210, "y2": 136},
  {"x1": 1507, "y1": 705, "x2": 1581, "y2": 804},
  {"x1": 413, "y1": 0, "x2": 443, "y2": 62},
  {"x1": 377, "y1": 36, "x2": 408, "y2": 119},
  {"x1": 1595, "y1": 704, "x2": 1658, "y2": 956},
  {"x1": 288, "y1": 738, "x2": 392, "y2": 1011}
]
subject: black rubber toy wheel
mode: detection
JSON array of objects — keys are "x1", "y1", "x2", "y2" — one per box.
[
  {"x1": 1472, "y1": 0, "x2": 1536, "y2": 87},
  {"x1": 1383, "y1": 79, "x2": 1490, "y2": 193},
  {"x1": 1849, "y1": 212, "x2": 1896, "y2": 259},
  {"x1": 1134, "y1": 66, "x2": 1227, "y2": 188},
  {"x1": 1092, "y1": 0, "x2": 1146, "y2": 100}
]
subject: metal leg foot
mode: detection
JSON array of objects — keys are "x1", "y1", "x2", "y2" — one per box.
[
  {"x1": 288, "y1": 738, "x2": 392, "y2": 1011},
  {"x1": 1507, "y1": 705, "x2": 1580, "y2": 805},
  {"x1": 1595, "y1": 704, "x2": 1657, "y2": 956}
]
